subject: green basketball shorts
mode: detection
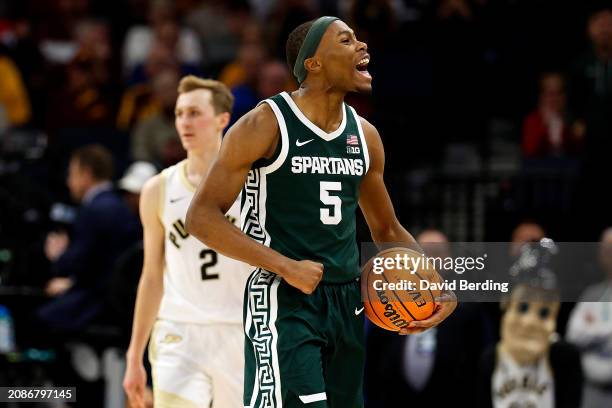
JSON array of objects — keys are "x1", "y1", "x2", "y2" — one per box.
[{"x1": 243, "y1": 269, "x2": 365, "y2": 408}]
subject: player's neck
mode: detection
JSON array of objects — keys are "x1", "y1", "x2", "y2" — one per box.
[
  {"x1": 185, "y1": 137, "x2": 221, "y2": 181},
  {"x1": 291, "y1": 86, "x2": 346, "y2": 133}
]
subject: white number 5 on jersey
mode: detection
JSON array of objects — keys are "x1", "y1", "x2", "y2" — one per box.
[{"x1": 320, "y1": 181, "x2": 342, "y2": 225}]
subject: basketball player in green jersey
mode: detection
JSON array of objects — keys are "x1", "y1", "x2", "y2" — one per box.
[{"x1": 186, "y1": 17, "x2": 457, "y2": 408}]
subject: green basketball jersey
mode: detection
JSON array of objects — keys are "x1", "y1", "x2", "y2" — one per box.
[{"x1": 241, "y1": 92, "x2": 369, "y2": 283}]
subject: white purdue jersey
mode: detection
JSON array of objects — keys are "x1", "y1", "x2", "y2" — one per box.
[
  {"x1": 157, "y1": 160, "x2": 252, "y2": 324},
  {"x1": 492, "y1": 347, "x2": 554, "y2": 408}
]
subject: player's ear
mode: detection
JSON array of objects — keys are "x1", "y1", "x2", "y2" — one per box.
[
  {"x1": 304, "y1": 57, "x2": 321, "y2": 75},
  {"x1": 216, "y1": 112, "x2": 231, "y2": 130}
]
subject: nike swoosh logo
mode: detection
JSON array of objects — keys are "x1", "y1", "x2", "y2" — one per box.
[
  {"x1": 170, "y1": 196, "x2": 187, "y2": 204},
  {"x1": 354, "y1": 307, "x2": 364, "y2": 316},
  {"x1": 296, "y1": 139, "x2": 314, "y2": 147}
]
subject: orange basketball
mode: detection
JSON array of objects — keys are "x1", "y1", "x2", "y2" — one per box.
[{"x1": 360, "y1": 247, "x2": 442, "y2": 331}]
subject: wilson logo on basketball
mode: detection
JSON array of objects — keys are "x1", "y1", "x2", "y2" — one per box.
[{"x1": 375, "y1": 289, "x2": 409, "y2": 329}]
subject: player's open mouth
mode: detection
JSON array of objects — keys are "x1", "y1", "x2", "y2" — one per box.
[{"x1": 356, "y1": 56, "x2": 371, "y2": 79}]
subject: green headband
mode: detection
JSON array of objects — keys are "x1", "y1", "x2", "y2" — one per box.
[{"x1": 293, "y1": 16, "x2": 339, "y2": 84}]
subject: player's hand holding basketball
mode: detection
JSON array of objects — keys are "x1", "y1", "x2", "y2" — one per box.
[
  {"x1": 281, "y1": 259, "x2": 324, "y2": 294},
  {"x1": 123, "y1": 359, "x2": 147, "y2": 408},
  {"x1": 399, "y1": 289, "x2": 457, "y2": 335}
]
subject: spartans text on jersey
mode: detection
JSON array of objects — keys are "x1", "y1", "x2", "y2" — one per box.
[{"x1": 291, "y1": 156, "x2": 364, "y2": 176}]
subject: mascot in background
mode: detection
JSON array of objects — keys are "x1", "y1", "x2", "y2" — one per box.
[{"x1": 477, "y1": 239, "x2": 583, "y2": 408}]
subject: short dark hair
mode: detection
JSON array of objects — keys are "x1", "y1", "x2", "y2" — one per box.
[
  {"x1": 286, "y1": 20, "x2": 315, "y2": 73},
  {"x1": 71, "y1": 144, "x2": 114, "y2": 181}
]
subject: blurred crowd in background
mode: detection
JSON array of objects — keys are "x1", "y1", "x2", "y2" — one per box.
[{"x1": 0, "y1": 0, "x2": 611, "y2": 407}]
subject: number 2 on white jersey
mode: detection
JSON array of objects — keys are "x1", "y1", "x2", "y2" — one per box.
[{"x1": 200, "y1": 249, "x2": 219, "y2": 280}]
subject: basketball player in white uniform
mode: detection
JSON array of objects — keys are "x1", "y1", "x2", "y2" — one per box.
[{"x1": 123, "y1": 76, "x2": 251, "y2": 408}]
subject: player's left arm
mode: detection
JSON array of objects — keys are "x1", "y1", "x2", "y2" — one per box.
[{"x1": 358, "y1": 117, "x2": 457, "y2": 333}]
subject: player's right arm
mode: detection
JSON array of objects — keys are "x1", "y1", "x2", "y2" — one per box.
[
  {"x1": 123, "y1": 175, "x2": 165, "y2": 408},
  {"x1": 185, "y1": 104, "x2": 323, "y2": 294}
]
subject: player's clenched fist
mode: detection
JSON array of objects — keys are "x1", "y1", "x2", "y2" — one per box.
[{"x1": 281, "y1": 260, "x2": 324, "y2": 294}]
